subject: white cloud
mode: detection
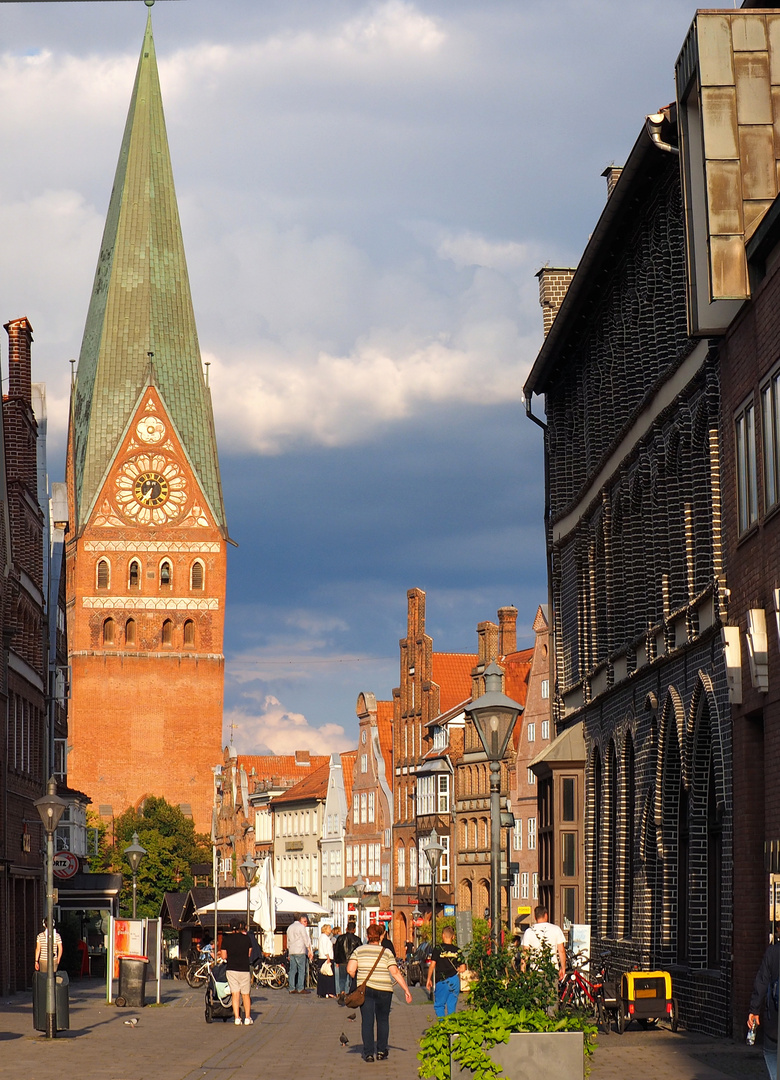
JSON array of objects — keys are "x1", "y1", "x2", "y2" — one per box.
[{"x1": 224, "y1": 696, "x2": 351, "y2": 756}]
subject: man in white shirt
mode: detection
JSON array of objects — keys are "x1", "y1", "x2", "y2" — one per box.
[
  {"x1": 286, "y1": 914, "x2": 313, "y2": 994},
  {"x1": 521, "y1": 905, "x2": 567, "y2": 982}
]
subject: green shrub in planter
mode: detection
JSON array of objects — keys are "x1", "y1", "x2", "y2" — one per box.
[
  {"x1": 417, "y1": 1005, "x2": 596, "y2": 1080},
  {"x1": 417, "y1": 928, "x2": 596, "y2": 1079}
]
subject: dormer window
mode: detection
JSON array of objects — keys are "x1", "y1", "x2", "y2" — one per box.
[{"x1": 432, "y1": 725, "x2": 448, "y2": 750}]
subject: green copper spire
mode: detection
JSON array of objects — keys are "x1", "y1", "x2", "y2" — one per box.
[{"x1": 72, "y1": 8, "x2": 225, "y2": 532}]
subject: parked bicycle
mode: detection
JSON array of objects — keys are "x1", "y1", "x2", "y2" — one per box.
[
  {"x1": 558, "y1": 950, "x2": 613, "y2": 1029},
  {"x1": 251, "y1": 958, "x2": 287, "y2": 989},
  {"x1": 186, "y1": 955, "x2": 214, "y2": 988}
]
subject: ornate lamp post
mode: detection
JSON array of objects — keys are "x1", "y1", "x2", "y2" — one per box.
[
  {"x1": 239, "y1": 853, "x2": 256, "y2": 931},
  {"x1": 465, "y1": 662, "x2": 522, "y2": 953},
  {"x1": 354, "y1": 873, "x2": 366, "y2": 940},
  {"x1": 123, "y1": 832, "x2": 147, "y2": 919},
  {"x1": 424, "y1": 829, "x2": 445, "y2": 956},
  {"x1": 34, "y1": 777, "x2": 67, "y2": 1039}
]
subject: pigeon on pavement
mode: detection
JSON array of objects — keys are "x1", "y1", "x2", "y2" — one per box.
[
  {"x1": 347, "y1": 1013, "x2": 357, "y2": 1021},
  {"x1": 340, "y1": 1032, "x2": 349, "y2": 1047},
  {"x1": 123, "y1": 1018, "x2": 138, "y2": 1027}
]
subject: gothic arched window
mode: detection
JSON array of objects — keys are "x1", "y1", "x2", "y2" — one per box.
[
  {"x1": 190, "y1": 561, "x2": 204, "y2": 590},
  {"x1": 161, "y1": 619, "x2": 173, "y2": 646},
  {"x1": 97, "y1": 559, "x2": 110, "y2": 589},
  {"x1": 129, "y1": 560, "x2": 141, "y2": 589}
]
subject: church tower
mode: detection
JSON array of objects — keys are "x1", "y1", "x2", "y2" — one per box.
[{"x1": 65, "y1": 6, "x2": 228, "y2": 833}]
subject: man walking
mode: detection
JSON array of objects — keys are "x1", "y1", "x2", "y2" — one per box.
[
  {"x1": 520, "y1": 905, "x2": 567, "y2": 982},
  {"x1": 333, "y1": 920, "x2": 361, "y2": 1003},
  {"x1": 425, "y1": 926, "x2": 466, "y2": 1018},
  {"x1": 287, "y1": 913, "x2": 313, "y2": 994}
]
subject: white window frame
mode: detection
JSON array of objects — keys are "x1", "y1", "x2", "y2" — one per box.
[
  {"x1": 527, "y1": 723, "x2": 536, "y2": 743},
  {"x1": 437, "y1": 774, "x2": 450, "y2": 814},
  {"x1": 736, "y1": 399, "x2": 759, "y2": 533},
  {"x1": 528, "y1": 817, "x2": 537, "y2": 850},
  {"x1": 541, "y1": 720, "x2": 550, "y2": 740},
  {"x1": 762, "y1": 366, "x2": 780, "y2": 511}
]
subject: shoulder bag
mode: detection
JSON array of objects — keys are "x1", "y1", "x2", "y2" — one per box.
[{"x1": 344, "y1": 948, "x2": 386, "y2": 1008}]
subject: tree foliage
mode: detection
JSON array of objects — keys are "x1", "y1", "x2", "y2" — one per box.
[{"x1": 104, "y1": 797, "x2": 211, "y2": 918}]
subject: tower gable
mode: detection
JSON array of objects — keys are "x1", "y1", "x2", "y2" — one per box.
[{"x1": 70, "y1": 9, "x2": 225, "y2": 535}]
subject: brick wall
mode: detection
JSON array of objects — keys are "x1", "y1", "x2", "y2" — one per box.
[{"x1": 718, "y1": 251, "x2": 780, "y2": 1034}]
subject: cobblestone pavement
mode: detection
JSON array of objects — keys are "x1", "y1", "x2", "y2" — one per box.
[{"x1": 0, "y1": 978, "x2": 770, "y2": 1080}]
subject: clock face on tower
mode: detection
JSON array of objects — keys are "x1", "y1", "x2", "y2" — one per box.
[
  {"x1": 134, "y1": 471, "x2": 169, "y2": 507},
  {"x1": 115, "y1": 454, "x2": 188, "y2": 524}
]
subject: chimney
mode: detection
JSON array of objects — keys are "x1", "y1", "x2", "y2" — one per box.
[
  {"x1": 601, "y1": 165, "x2": 623, "y2": 199},
  {"x1": 472, "y1": 621, "x2": 498, "y2": 699},
  {"x1": 536, "y1": 268, "x2": 576, "y2": 337},
  {"x1": 498, "y1": 606, "x2": 518, "y2": 656},
  {"x1": 4, "y1": 317, "x2": 33, "y2": 402}
]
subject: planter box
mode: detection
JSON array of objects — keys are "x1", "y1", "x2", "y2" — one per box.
[{"x1": 451, "y1": 1030, "x2": 584, "y2": 1080}]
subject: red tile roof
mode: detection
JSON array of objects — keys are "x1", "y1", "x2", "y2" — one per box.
[
  {"x1": 268, "y1": 760, "x2": 331, "y2": 806},
  {"x1": 239, "y1": 753, "x2": 330, "y2": 792},
  {"x1": 376, "y1": 701, "x2": 393, "y2": 772},
  {"x1": 432, "y1": 653, "x2": 477, "y2": 713},
  {"x1": 501, "y1": 649, "x2": 533, "y2": 749},
  {"x1": 341, "y1": 750, "x2": 358, "y2": 808}
]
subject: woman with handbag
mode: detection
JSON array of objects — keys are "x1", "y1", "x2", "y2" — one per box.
[
  {"x1": 316, "y1": 924, "x2": 336, "y2": 998},
  {"x1": 346, "y1": 923, "x2": 413, "y2": 1062}
]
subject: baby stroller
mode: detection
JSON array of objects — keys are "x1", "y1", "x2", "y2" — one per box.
[{"x1": 205, "y1": 961, "x2": 234, "y2": 1023}]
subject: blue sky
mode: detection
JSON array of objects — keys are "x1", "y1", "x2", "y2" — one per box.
[{"x1": 0, "y1": 0, "x2": 701, "y2": 754}]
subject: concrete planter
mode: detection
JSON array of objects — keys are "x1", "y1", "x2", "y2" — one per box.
[{"x1": 451, "y1": 1030, "x2": 584, "y2": 1080}]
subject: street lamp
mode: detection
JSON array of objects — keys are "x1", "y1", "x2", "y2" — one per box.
[
  {"x1": 123, "y1": 832, "x2": 147, "y2": 919},
  {"x1": 354, "y1": 873, "x2": 366, "y2": 940},
  {"x1": 34, "y1": 776, "x2": 67, "y2": 1039},
  {"x1": 239, "y1": 853, "x2": 256, "y2": 932},
  {"x1": 465, "y1": 662, "x2": 522, "y2": 953},
  {"x1": 424, "y1": 829, "x2": 445, "y2": 959}
]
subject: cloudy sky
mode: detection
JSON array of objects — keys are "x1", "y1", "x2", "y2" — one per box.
[{"x1": 0, "y1": 0, "x2": 700, "y2": 755}]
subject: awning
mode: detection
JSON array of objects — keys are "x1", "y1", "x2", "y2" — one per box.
[{"x1": 55, "y1": 872, "x2": 122, "y2": 910}]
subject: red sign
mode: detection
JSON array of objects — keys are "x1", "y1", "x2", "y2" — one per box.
[
  {"x1": 53, "y1": 851, "x2": 79, "y2": 879},
  {"x1": 378, "y1": 911, "x2": 392, "y2": 920},
  {"x1": 413, "y1": 917, "x2": 424, "y2": 927}
]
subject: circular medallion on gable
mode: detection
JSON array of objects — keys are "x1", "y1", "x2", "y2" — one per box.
[{"x1": 136, "y1": 415, "x2": 166, "y2": 444}]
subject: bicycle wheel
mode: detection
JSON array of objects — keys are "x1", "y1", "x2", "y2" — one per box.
[
  {"x1": 596, "y1": 996, "x2": 609, "y2": 1033},
  {"x1": 270, "y1": 964, "x2": 287, "y2": 988},
  {"x1": 186, "y1": 964, "x2": 205, "y2": 988}
]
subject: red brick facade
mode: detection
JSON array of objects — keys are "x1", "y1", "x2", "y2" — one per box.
[{"x1": 65, "y1": 386, "x2": 225, "y2": 833}]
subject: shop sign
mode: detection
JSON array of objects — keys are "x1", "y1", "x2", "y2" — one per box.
[{"x1": 53, "y1": 851, "x2": 79, "y2": 879}]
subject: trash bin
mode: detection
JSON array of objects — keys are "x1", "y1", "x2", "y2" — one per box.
[
  {"x1": 116, "y1": 954, "x2": 148, "y2": 1008},
  {"x1": 32, "y1": 970, "x2": 70, "y2": 1032}
]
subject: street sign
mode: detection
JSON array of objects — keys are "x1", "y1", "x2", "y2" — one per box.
[
  {"x1": 413, "y1": 917, "x2": 424, "y2": 927},
  {"x1": 53, "y1": 851, "x2": 79, "y2": 879},
  {"x1": 378, "y1": 910, "x2": 392, "y2": 920}
]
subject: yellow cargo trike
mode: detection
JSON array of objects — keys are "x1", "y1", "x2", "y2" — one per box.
[{"x1": 616, "y1": 970, "x2": 679, "y2": 1034}]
